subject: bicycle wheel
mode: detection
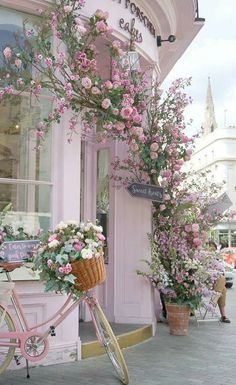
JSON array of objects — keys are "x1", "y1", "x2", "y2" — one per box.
[
  {"x1": 0, "y1": 305, "x2": 16, "y2": 374},
  {"x1": 89, "y1": 302, "x2": 129, "y2": 384}
]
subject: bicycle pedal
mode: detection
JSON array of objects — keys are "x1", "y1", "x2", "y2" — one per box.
[{"x1": 50, "y1": 325, "x2": 56, "y2": 337}]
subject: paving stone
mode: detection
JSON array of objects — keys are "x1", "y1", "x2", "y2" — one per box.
[{"x1": 1, "y1": 282, "x2": 236, "y2": 385}]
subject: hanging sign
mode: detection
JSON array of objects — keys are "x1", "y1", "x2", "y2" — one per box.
[
  {"x1": 207, "y1": 192, "x2": 233, "y2": 216},
  {"x1": 127, "y1": 183, "x2": 164, "y2": 202},
  {"x1": 0, "y1": 240, "x2": 39, "y2": 263}
]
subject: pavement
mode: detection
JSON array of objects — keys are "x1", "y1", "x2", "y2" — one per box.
[{"x1": 1, "y1": 284, "x2": 236, "y2": 385}]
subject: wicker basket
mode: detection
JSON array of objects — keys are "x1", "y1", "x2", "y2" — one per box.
[{"x1": 71, "y1": 254, "x2": 106, "y2": 292}]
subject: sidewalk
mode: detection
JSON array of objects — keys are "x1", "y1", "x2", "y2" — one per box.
[{"x1": 1, "y1": 287, "x2": 236, "y2": 385}]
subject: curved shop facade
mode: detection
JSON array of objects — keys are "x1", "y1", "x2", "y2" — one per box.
[{"x1": 0, "y1": 0, "x2": 204, "y2": 365}]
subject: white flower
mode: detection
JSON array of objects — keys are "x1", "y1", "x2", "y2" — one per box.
[
  {"x1": 55, "y1": 221, "x2": 68, "y2": 230},
  {"x1": 66, "y1": 220, "x2": 78, "y2": 226},
  {"x1": 93, "y1": 225, "x2": 103, "y2": 233},
  {"x1": 48, "y1": 239, "x2": 60, "y2": 248},
  {"x1": 81, "y1": 248, "x2": 93, "y2": 259}
]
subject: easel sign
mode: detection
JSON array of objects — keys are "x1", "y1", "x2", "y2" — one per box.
[{"x1": 0, "y1": 240, "x2": 39, "y2": 263}]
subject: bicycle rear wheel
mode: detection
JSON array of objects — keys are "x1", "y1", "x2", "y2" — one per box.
[
  {"x1": 0, "y1": 305, "x2": 16, "y2": 374},
  {"x1": 89, "y1": 302, "x2": 129, "y2": 384}
]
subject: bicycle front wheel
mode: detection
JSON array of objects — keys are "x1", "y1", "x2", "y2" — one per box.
[
  {"x1": 0, "y1": 305, "x2": 16, "y2": 374},
  {"x1": 89, "y1": 302, "x2": 129, "y2": 384}
]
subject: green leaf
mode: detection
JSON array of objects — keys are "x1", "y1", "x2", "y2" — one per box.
[{"x1": 63, "y1": 274, "x2": 76, "y2": 284}]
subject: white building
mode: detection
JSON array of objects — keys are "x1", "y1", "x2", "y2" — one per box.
[{"x1": 189, "y1": 77, "x2": 236, "y2": 247}]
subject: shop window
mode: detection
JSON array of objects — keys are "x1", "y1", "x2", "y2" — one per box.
[
  {"x1": 96, "y1": 149, "x2": 109, "y2": 263},
  {"x1": 219, "y1": 230, "x2": 229, "y2": 248},
  {"x1": 0, "y1": 7, "x2": 52, "y2": 232},
  {"x1": 230, "y1": 231, "x2": 236, "y2": 247}
]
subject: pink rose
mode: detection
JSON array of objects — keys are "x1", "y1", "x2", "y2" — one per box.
[
  {"x1": 130, "y1": 142, "x2": 139, "y2": 152},
  {"x1": 101, "y1": 98, "x2": 111, "y2": 109},
  {"x1": 3, "y1": 47, "x2": 12, "y2": 59},
  {"x1": 193, "y1": 238, "x2": 202, "y2": 247},
  {"x1": 150, "y1": 142, "x2": 159, "y2": 151},
  {"x1": 150, "y1": 152, "x2": 158, "y2": 160},
  {"x1": 121, "y1": 107, "x2": 133, "y2": 119},
  {"x1": 114, "y1": 122, "x2": 125, "y2": 131},
  {"x1": 97, "y1": 233, "x2": 106, "y2": 241},
  {"x1": 81, "y1": 77, "x2": 92, "y2": 89},
  {"x1": 96, "y1": 20, "x2": 107, "y2": 33},
  {"x1": 48, "y1": 234, "x2": 58, "y2": 242},
  {"x1": 184, "y1": 224, "x2": 192, "y2": 233},
  {"x1": 104, "y1": 80, "x2": 113, "y2": 89},
  {"x1": 159, "y1": 204, "x2": 166, "y2": 212},
  {"x1": 91, "y1": 86, "x2": 101, "y2": 95},
  {"x1": 73, "y1": 241, "x2": 85, "y2": 251}
]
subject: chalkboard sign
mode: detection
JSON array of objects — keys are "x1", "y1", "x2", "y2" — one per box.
[
  {"x1": 0, "y1": 240, "x2": 39, "y2": 263},
  {"x1": 127, "y1": 183, "x2": 164, "y2": 202}
]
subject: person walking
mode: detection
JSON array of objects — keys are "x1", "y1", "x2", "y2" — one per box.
[{"x1": 207, "y1": 241, "x2": 231, "y2": 323}]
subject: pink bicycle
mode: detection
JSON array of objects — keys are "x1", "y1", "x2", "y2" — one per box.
[{"x1": 0, "y1": 263, "x2": 129, "y2": 384}]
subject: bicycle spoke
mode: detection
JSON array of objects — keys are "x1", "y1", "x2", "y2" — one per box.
[{"x1": 88, "y1": 302, "x2": 129, "y2": 384}]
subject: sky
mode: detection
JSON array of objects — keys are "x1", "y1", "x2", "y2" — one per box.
[{"x1": 162, "y1": 0, "x2": 236, "y2": 136}]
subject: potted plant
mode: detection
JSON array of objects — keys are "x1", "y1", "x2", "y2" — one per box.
[
  {"x1": 33, "y1": 220, "x2": 106, "y2": 297},
  {"x1": 138, "y1": 238, "x2": 223, "y2": 335}
]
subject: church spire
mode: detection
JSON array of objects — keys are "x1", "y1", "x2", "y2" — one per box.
[{"x1": 201, "y1": 77, "x2": 217, "y2": 135}]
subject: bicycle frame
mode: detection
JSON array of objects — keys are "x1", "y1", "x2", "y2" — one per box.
[{"x1": 0, "y1": 271, "x2": 101, "y2": 363}]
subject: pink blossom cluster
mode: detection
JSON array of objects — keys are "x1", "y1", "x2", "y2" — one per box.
[{"x1": 0, "y1": 0, "x2": 149, "y2": 145}]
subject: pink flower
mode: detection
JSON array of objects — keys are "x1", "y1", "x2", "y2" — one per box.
[
  {"x1": 150, "y1": 142, "x2": 159, "y2": 151},
  {"x1": 58, "y1": 266, "x2": 65, "y2": 274},
  {"x1": 193, "y1": 238, "x2": 202, "y2": 247},
  {"x1": 45, "y1": 57, "x2": 53, "y2": 67},
  {"x1": 3, "y1": 47, "x2": 12, "y2": 59},
  {"x1": 164, "y1": 194, "x2": 170, "y2": 201},
  {"x1": 64, "y1": 263, "x2": 72, "y2": 274},
  {"x1": 81, "y1": 77, "x2": 92, "y2": 89},
  {"x1": 91, "y1": 86, "x2": 101, "y2": 95},
  {"x1": 15, "y1": 58, "x2": 22, "y2": 68},
  {"x1": 96, "y1": 20, "x2": 107, "y2": 33},
  {"x1": 120, "y1": 107, "x2": 133, "y2": 119},
  {"x1": 130, "y1": 141, "x2": 139, "y2": 152},
  {"x1": 48, "y1": 234, "x2": 58, "y2": 243},
  {"x1": 101, "y1": 98, "x2": 111, "y2": 109},
  {"x1": 97, "y1": 233, "x2": 106, "y2": 241},
  {"x1": 150, "y1": 151, "x2": 158, "y2": 160},
  {"x1": 184, "y1": 224, "x2": 192, "y2": 233},
  {"x1": 114, "y1": 122, "x2": 125, "y2": 131},
  {"x1": 73, "y1": 241, "x2": 85, "y2": 251},
  {"x1": 64, "y1": 5, "x2": 73, "y2": 12},
  {"x1": 159, "y1": 204, "x2": 166, "y2": 212},
  {"x1": 104, "y1": 80, "x2": 113, "y2": 89},
  {"x1": 192, "y1": 223, "x2": 199, "y2": 232},
  {"x1": 47, "y1": 259, "x2": 53, "y2": 268},
  {"x1": 95, "y1": 9, "x2": 109, "y2": 19}
]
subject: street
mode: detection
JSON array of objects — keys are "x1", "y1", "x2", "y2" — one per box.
[{"x1": 1, "y1": 283, "x2": 236, "y2": 385}]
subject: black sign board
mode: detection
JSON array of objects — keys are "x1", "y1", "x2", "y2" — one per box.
[
  {"x1": 127, "y1": 183, "x2": 164, "y2": 202},
  {"x1": 0, "y1": 240, "x2": 39, "y2": 263}
]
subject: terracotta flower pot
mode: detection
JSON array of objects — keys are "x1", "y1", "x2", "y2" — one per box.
[{"x1": 166, "y1": 303, "x2": 190, "y2": 335}]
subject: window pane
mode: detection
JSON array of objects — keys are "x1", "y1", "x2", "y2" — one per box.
[
  {"x1": 219, "y1": 230, "x2": 229, "y2": 248},
  {"x1": 0, "y1": 183, "x2": 51, "y2": 231},
  {"x1": 230, "y1": 231, "x2": 236, "y2": 247},
  {"x1": 0, "y1": 95, "x2": 51, "y2": 181},
  {"x1": 96, "y1": 149, "x2": 109, "y2": 263}
]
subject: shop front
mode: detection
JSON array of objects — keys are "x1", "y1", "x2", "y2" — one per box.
[{"x1": 0, "y1": 0, "x2": 204, "y2": 366}]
